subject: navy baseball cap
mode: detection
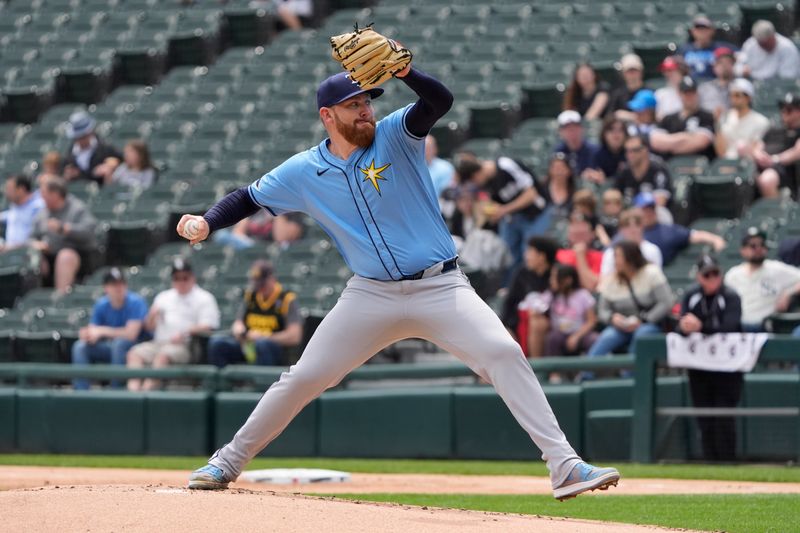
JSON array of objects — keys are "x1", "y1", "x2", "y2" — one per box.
[{"x1": 316, "y1": 72, "x2": 384, "y2": 110}]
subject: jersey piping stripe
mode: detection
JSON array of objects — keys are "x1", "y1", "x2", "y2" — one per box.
[
  {"x1": 247, "y1": 183, "x2": 277, "y2": 216},
  {"x1": 351, "y1": 149, "x2": 406, "y2": 280},
  {"x1": 400, "y1": 105, "x2": 425, "y2": 140},
  {"x1": 318, "y1": 149, "x2": 394, "y2": 280}
]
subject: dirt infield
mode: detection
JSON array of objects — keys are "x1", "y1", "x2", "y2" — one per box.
[{"x1": 3, "y1": 466, "x2": 800, "y2": 533}]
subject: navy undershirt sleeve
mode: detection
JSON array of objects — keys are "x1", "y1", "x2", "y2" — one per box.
[
  {"x1": 401, "y1": 68, "x2": 454, "y2": 138},
  {"x1": 202, "y1": 187, "x2": 260, "y2": 232}
]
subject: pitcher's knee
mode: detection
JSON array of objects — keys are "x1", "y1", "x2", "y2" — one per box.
[{"x1": 281, "y1": 366, "x2": 335, "y2": 395}]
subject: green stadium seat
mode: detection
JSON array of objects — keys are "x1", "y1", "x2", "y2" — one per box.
[
  {"x1": 691, "y1": 174, "x2": 754, "y2": 219},
  {"x1": 224, "y1": 8, "x2": 274, "y2": 47}
]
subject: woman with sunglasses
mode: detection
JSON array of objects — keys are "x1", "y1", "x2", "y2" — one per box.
[{"x1": 678, "y1": 254, "x2": 743, "y2": 462}]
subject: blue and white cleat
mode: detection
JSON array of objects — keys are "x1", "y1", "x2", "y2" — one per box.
[
  {"x1": 188, "y1": 464, "x2": 230, "y2": 490},
  {"x1": 553, "y1": 462, "x2": 620, "y2": 501}
]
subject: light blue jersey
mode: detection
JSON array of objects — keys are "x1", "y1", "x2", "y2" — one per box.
[{"x1": 249, "y1": 105, "x2": 457, "y2": 281}]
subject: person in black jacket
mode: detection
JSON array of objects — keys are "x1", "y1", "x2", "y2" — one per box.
[
  {"x1": 501, "y1": 236, "x2": 558, "y2": 358},
  {"x1": 62, "y1": 111, "x2": 122, "y2": 185},
  {"x1": 678, "y1": 254, "x2": 743, "y2": 462}
]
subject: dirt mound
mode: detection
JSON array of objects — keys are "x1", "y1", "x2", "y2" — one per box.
[{"x1": 1, "y1": 485, "x2": 691, "y2": 533}]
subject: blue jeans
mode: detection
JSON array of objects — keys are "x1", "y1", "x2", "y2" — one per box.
[
  {"x1": 207, "y1": 334, "x2": 283, "y2": 367},
  {"x1": 587, "y1": 322, "x2": 663, "y2": 357},
  {"x1": 500, "y1": 210, "x2": 551, "y2": 282},
  {"x1": 792, "y1": 325, "x2": 800, "y2": 337},
  {"x1": 71, "y1": 338, "x2": 135, "y2": 390}
]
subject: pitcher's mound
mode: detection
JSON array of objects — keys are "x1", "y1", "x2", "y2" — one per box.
[{"x1": 2, "y1": 485, "x2": 688, "y2": 533}]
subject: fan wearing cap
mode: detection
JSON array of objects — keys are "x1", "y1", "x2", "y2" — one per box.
[
  {"x1": 677, "y1": 15, "x2": 738, "y2": 80},
  {"x1": 599, "y1": 208, "x2": 662, "y2": 277},
  {"x1": 553, "y1": 110, "x2": 600, "y2": 176},
  {"x1": 636, "y1": 192, "x2": 726, "y2": 265},
  {"x1": 678, "y1": 254, "x2": 743, "y2": 462},
  {"x1": 751, "y1": 93, "x2": 800, "y2": 198},
  {"x1": 207, "y1": 260, "x2": 302, "y2": 368},
  {"x1": 126, "y1": 259, "x2": 220, "y2": 391},
  {"x1": 698, "y1": 47, "x2": 736, "y2": 118},
  {"x1": 655, "y1": 56, "x2": 689, "y2": 121},
  {"x1": 649, "y1": 76, "x2": 716, "y2": 161},
  {"x1": 70, "y1": 268, "x2": 149, "y2": 390},
  {"x1": 714, "y1": 78, "x2": 770, "y2": 160},
  {"x1": 61, "y1": 111, "x2": 122, "y2": 184},
  {"x1": 735, "y1": 20, "x2": 800, "y2": 81},
  {"x1": 623, "y1": 90, "x2": 657, "y2": 139},
  {"x1": 607, "y1": 53, "x2": 646, "y2": 117},
  {"x1": 724, "y1": 227, "x2": 800, "y2": 331}
]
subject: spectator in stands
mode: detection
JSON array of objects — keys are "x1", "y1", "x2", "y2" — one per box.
[
  {"x1": 541, "y1": 263, "x2": 599, "y2": 357},
  {"x1": 637, "y1": 192, "x2": 726, "y2": 265},
  {"x1": 751, "y1": 93, "x2": 800, "y2": 199},
  {"x1": 735, "y1": 20, "x2": 800, "y2": 81},
  {"x1": 207, "y1": 260, "x2": 302, "y2": 367},
  {"x1": 607, "y1": 54, "x2": 645, "y2": 116},
  {"x1": 725, "y1": 227, "x2": 800, "y2": 331},
  {"x1": 572, "y1": 189, "x2": 611, "y2": 248},
  {"x1": 0, "y1": 174, "x2": 44, "y2": 252},
  {"x1": 271, "y1": 212, "x2": 305, "y2": 250},
  {"x1": 715, "y1": 79, "x2": 770, "y2": 160},
  {"x1": 678, "y1": 15, "x2": 737, "y2": 80},
  {"x1": 600, "y1": 208, "x2": 663, "y2": 276},
  {"x1": 678, "y1": 254, "x2": 743, "y2": 462},
  {"x1": 655, "y1": 56, "x2": 688, "y2": 121},
  {"x1": 556, "y1": 211, "x2": 603, "y2": 291},
  {"x1": 553, "y1": 110, "x2": 599, "y2": 176},
  {"x1": 61, "y1": 111, "x2": 122, "y2": 185},
  {"x1": 699, "y1": 47, "x2": 736, "y2": 118},
  {"x1": 625, "y1": 90, "x2": 658, "y2": 137},
  {"x1": 126, "y1": 259, "x2": 220, "y2": 391},
  {"x1": 457, "y1": 156, "x2": 549, "y2": 267},
  {"x1": 71, "y1": 268, "x2": 149, "y2": 390},
  {"x1": 29, "y1": 177, "x2": 97, "y2": 293},
  {"x1": 425, "y1": 135, "x2": 455, "y2": 197},
  {"x1": 562, "y1": 62, "x2": 609, "y2": 121},
  {"x1": 589, "y1": 240, "x2": 673, "y2": 357},
  {"x1": 447, "y1": 183, "x2": 480, "y2": 242},
  {"x1": 272, "y1": 0, "x2": 313, "y2": 31},
  {"x1": 649, "y1": 76, "x2": 716, "y2": 161},
  {"x1": 502, "y1": 236, "x2": 558, "y2": 358},
  {"x1": 598, "y1": 188, "x2": 623, "y2": 243},
  {"x1": 37, "y1": 151, "x2": 63, "y2": 182},
  {"x1": 779, "y1": 236, "x2": 800, "y2": 267},
  {"x1": 584, "y1": 117, "x2": 628, "y2": 185},
  {"x1": 615, "y1": 134, "x2": 673, "y2": 208},
  {"x1": 108, "y1": 140, "x2": 156, "y2": 189},
  {"x1": 212, "y1": 197, "x2": 273, "y2": 250},
  {"x1": 542, "y1": 152, "x2": 575, "y2": 225}
]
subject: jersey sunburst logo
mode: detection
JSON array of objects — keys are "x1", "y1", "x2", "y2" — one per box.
[{"x1": 359, "y1": 160, "x2": 391, "y2": 194}]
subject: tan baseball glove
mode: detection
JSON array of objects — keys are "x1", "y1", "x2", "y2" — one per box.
[{"x1": 330, "y1": 24, "x2": 412, "y2": 90}]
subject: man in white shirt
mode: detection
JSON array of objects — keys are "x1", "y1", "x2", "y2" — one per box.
[
  {"x1": 724, "y1": 227, "x2": 800, "y2": 331},
  {"x1": 0, "y1": 174, "x2": 44, "y2": 251},
  {"x1": 735, "y1": 20, "x2": 800, "y2": 81},
  {"x1": 600, "y1": 208, "x2": 662, "y2": 276},
  {"x1": 715, "y1": 78, "x2": 770, "y2": 160},
  {"x1": 127, "y1": 258, "x2": 220, "y2": 390}
]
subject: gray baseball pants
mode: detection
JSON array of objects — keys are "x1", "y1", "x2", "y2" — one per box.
[{"x1": 209, "y1": 269, "x2": 581, "y2": 487}]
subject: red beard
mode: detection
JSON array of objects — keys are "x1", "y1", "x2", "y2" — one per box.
[{"x1": 333, "y1": 111, "x2": 376, "y2": 147}]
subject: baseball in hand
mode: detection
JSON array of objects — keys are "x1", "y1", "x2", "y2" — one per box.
[{"x1": 184, "y1": 219, "x2": 200, "y2": 239}]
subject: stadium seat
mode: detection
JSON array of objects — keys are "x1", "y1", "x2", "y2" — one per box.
[{"x1": 691, "y1": 174, "x2": 754, "y2": 219}]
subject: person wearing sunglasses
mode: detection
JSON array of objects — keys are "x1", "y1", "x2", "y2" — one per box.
[
  {"x1": 678, "y1": 254, "x2": 743, "y2": 461},
  {"x1": 724, "y1": 227, "x2": 800, "y2": 332}
]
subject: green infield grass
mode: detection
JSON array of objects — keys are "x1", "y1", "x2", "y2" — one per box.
[
  {"x1": 1, "y1": 455, "x2": 799, "y2": 483},
  {"x1": 331, "y1": 493, "x2": 800, "y2": 533}
]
